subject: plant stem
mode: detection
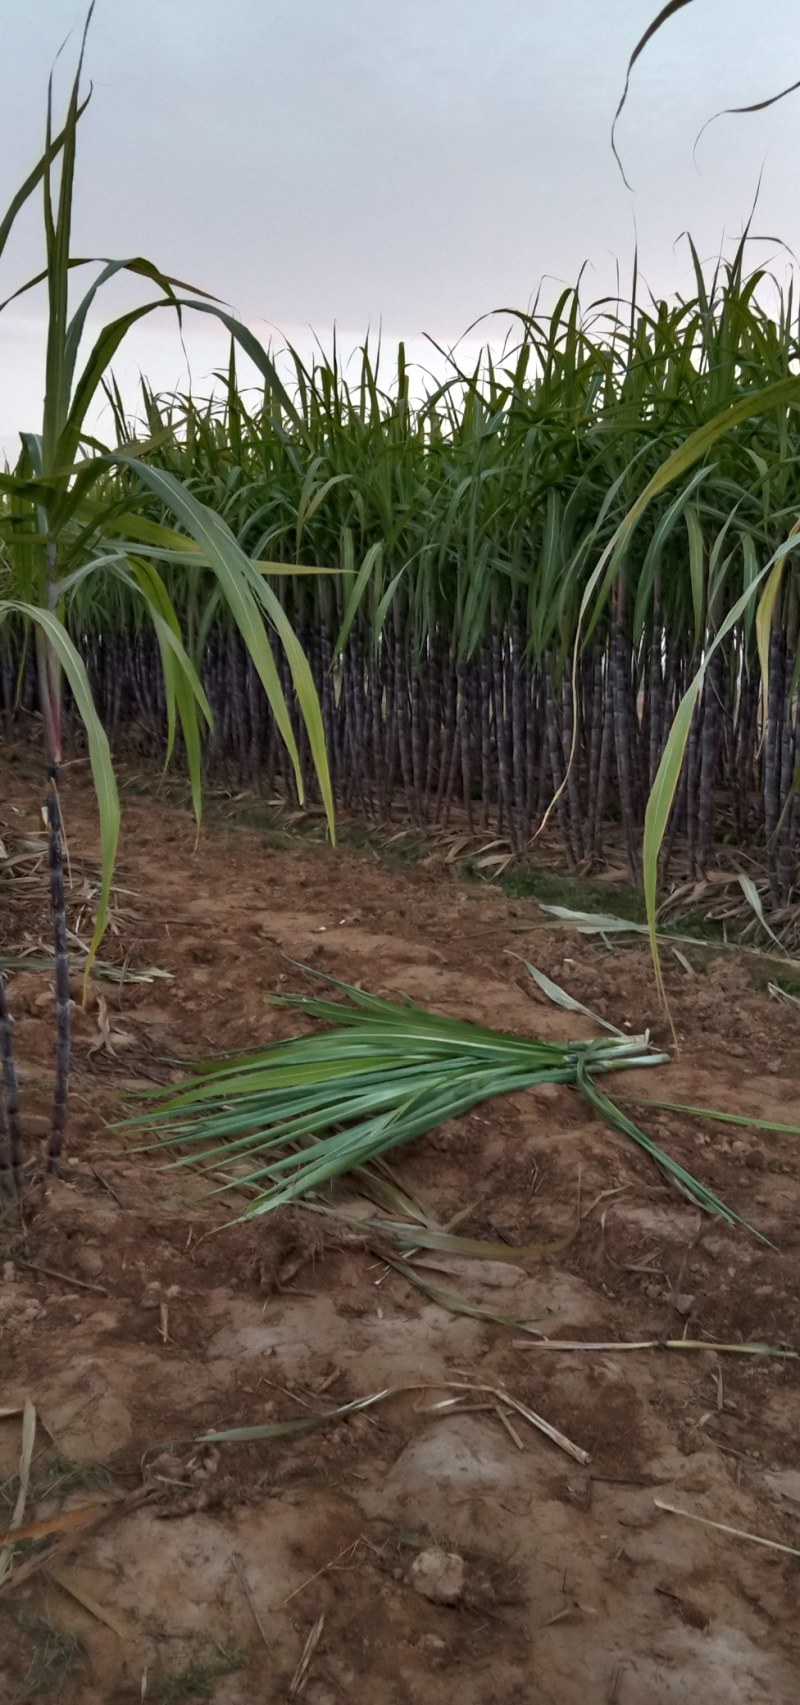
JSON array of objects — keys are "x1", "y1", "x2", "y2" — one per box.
[{"x1": 46, "y1": 782, "x2": 71, "y2": 1177}]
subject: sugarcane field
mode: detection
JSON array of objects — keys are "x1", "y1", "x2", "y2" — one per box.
[{"x1": 2, "y1": 5, "x2": 800, "y2": 1703}]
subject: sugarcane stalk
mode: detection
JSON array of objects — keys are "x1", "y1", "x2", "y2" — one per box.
[
  {"x1": 510, "y1": 602, "x2": 527, "y2": 834},
  {"x1": 697, "y1": 649, "x2": 722, "y2": 875},
  {"x1": 610, "y1": 594, "x2": 640, "y2": 881},
  {"x1": 457, "y1": 662, "x2": 474, "y2": 834},
  {"x1": 46, "y1": 783, "x2": 71, "y2": 1178},
  {"x1": 592, "y1": 681, "x2": 614, "y2": 865},
  {"x1": 764, "y1": 618, "x2": 785, "y2": 904},
  {"x1": 478, "y1": 640, "x2": 492, "y2": 828},
  {"x1": 490, "y1": 614, "x2": 515, "y2": 847},
  {"x1": 561, "y1": 673, "x2": 585, "y2": 864}
]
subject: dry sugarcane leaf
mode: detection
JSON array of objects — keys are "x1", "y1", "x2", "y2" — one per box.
[
  {"x1": 0, "y1": 1396, "x2": 36, "y2": 1584},
  {"x1": 738, "y1": 875, "x2": 786, "y2": 954},
  {"x1": 383, "y1": 1254, "x2": 549, "y2": 1335},
  {"x1": 48, "y1": 1567, "x2": 129, "y2": 1637},
  {"x1": 372, "y1": 1218, "x2": 579, "y2": 1263},
  {"x1": 197, "y1": 1378, "x2": 589, "y2": 1463},
  {"x1": 89, "y1": 994, "x2": 114, "y2": 1057},
  {"x1": 522, "y1": 961, "x2": 626, "y2": 1037},
  {"x1": 0, "y1": 1499, "x2": 116, "y2": 1549},
  {"x1": 289, "y1": 1613, "x2": 325, "y2": 1698},
  {"x1": 0, "y1": 1489, "x2": 153, "y2": 1601},
  {"x1": 512, "y1": 1338, "x2": 796, "y2": 1358},
  {"x1": 654, "y1": 1499, "x2": 800, "y2": 1559}
]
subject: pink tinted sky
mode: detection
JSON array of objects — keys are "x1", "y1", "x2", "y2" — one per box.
[{"x1": 1, "y1": 0, "x2": 799, "y2": 454}]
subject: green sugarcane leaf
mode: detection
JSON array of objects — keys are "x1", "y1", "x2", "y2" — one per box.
[
  {"x1": 116, "y1": 459, "x2": 333, "y2": 834},
  {"x1": 132, "y1": 973, "x2": 741, "y2": 1236},
  {"x1": 756, "y1": 548, "x2": 793, "y2": 730},
  {"x1": 0, "y1": 94, "x2": 91, "y2": 263},
  {"x1": 643, "y1": 531, "x2": 800, "y2": 1014}
]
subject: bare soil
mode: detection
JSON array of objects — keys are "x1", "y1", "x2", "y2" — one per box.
[{"x1": 2, "y1": 749, "x2": 800, "y2": 1705}]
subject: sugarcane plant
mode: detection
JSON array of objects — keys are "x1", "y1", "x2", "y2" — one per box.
[
  {"x1": 0, "y1": 9, "x2": 333, "y2": 1205},
  {"x1": 607, "y1": 0, "x2": 800, "y2": 1005},
  {"x1": 20, "y1": 246, "x2": 798, "y2": 911}
]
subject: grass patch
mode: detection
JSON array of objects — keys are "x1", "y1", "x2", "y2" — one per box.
[
  {"x1": 152, "y1": 1649, "x2": 247, "y2": 1703},
  {"x1": 12, "y1": 1615, "x2": 84, "y2": 1702},
  {"x1": 495, "y1": 866, "x2": 646, "y2": 920},
  {"x1": 757, "y1": 965, "x2": 800, "y2": 1001},
  {"x1": 0, "y1": 1454, "x2": 115, "y2": 1517}
]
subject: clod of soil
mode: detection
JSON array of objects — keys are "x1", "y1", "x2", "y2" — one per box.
[{"x1": 407, "y1": 1549, "x2": 466, "y2": 1606}]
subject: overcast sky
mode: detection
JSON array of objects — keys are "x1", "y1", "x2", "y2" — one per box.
[{"x1": 2, "y1": 0, "x2": 799, "y2": 452}]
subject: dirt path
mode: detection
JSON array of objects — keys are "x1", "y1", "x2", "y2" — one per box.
[{"x1": 1, "y1": 754, "x2": 799, "y2": 1704}]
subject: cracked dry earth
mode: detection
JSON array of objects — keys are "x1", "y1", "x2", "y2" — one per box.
[{"x1": 1, "y1": 750, "x2": 800, "y2": 1704}]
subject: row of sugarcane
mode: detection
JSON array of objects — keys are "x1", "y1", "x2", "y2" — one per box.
[
  {"x1": 2, "y1": 242, "x2": 800, "y2": 901},
  {"x1": 3, "y1": 587, "x2": 799, "y2": 898}
]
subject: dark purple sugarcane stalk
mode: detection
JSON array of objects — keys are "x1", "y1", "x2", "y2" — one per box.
[
  {"x1": 369, "y1": 633, "x2": 384, "y2": 810},
  {"x1": 685, "y1": 698, "x2": 702, "y2": 877},
  {"x1": 733, "y1": 663, "x2": 752, "y2": 839},
  {"x1": 426, "y1": 635, "x2": 442, "y2": 819},
  {"x1": 790, "y1": 685, "x2": 800, "y2": 863},
  {"x1": 764, "y1": 619, "x2": 785, "y2": 903},
  {"x1": 648, "y1": 597, "x2": 664, "y2": 791},
  {"x1": 410, "y1": 655, "x2": 425, "y2": 824},
  {"x1": 347, "y1": 630, "x2": 367, "y2": 810},
  {"x1": 435, "y1": 646, "x2": 458, "y2": 823},
  {"x1": 526, "y1": 672, "x2": 541, "y2": 837},
  {"x1": 392, "y1": 605, "x2": 414, "y2": 817},
  {"x1": 561, "y1": 673, "x2": 585, "y2": 864},
  {"x1": 490, "y1": 617, "x2": 515, "y2": 847},
  {"x1": 591, "y1": 677, "x2": 614, "y2": 865},
  {"x1": 585, "y1": 648, "x2": 603, "y2": 844},
  {"x1": 610, "y1": 593, "x2": 640, "y2": 881},
  {"x1": 46, "y1": 785, "x2": 71, "y2": 1178},
  {"x1": 457, "y1": 662, "x2": 475, "y2": 834},
  {"x1": 378, "y1": 634, "x2": 394, "y2": 818},
  {"x1": 246, "y1": 652, "x2": 264, "y2": 782},
  {"x1": 697, "y1": 647, "x2": 722, "y2": 875},
  {"x1": 478, "y1": 640, "x2": 492, "y2": 828},
  {"x1": 545, "y1": 665, "x2": 577, "y2": 870},
  {"x1": 775, "y1": 589, "x2": 798, "y2": 902},
  {"x1": 510, "y1": 602, "x2": 527, "y2": 835}
]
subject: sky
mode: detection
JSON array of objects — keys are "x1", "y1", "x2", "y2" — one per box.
[{"x1": 1, "y1": 0, "x2": 800, "y2": 453}]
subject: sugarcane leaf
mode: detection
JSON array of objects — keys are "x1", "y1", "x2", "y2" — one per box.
[
  {"x1": 132, "y1": 973, "x2": 742, "y2": 1237},
  {"x1": 685, "y1": 503, "x2": 705, "y2": 654},
  {"x1": 335, "y1": 541, "x2": 384, "y2": 652},
  {"x1": 626, "y1": 1093, "x2": 800, "y2": 1137},
  {"x1": 643, "y1": 532, "x2": 800, "y2": 1014},
  {"x1": 0, "y1": 95, "x2": 90, "y2": 263},
  {"x1": 737, "y1": 875, "x2": 785, "y2": 954},
  {"x1": 115, "y1": 458, "x2": 333, "y2": 833},
  {"x1": 577, "y1": 1061, "x2": 763, "y2": 1237},
  {"x1": 755, "y1": 543, "x2": 795, "y2": 728},
  {"x1": 371, "y1": 1219, "x2": 579, "y2": 1262},
  {"x1": 382, "y1": 1255, "x2": 549, "y2": 1334},
  {"x1": 614, "y1": 2, "x2": 800, "y2": 185},
  {"x1": 524, "y1": 962, "x2": 625, "y2": 1037}
]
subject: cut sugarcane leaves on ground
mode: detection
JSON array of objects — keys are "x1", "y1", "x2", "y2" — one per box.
[{"x1": 131, "y1": 966, "x2": 757, "y2": 1234}]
